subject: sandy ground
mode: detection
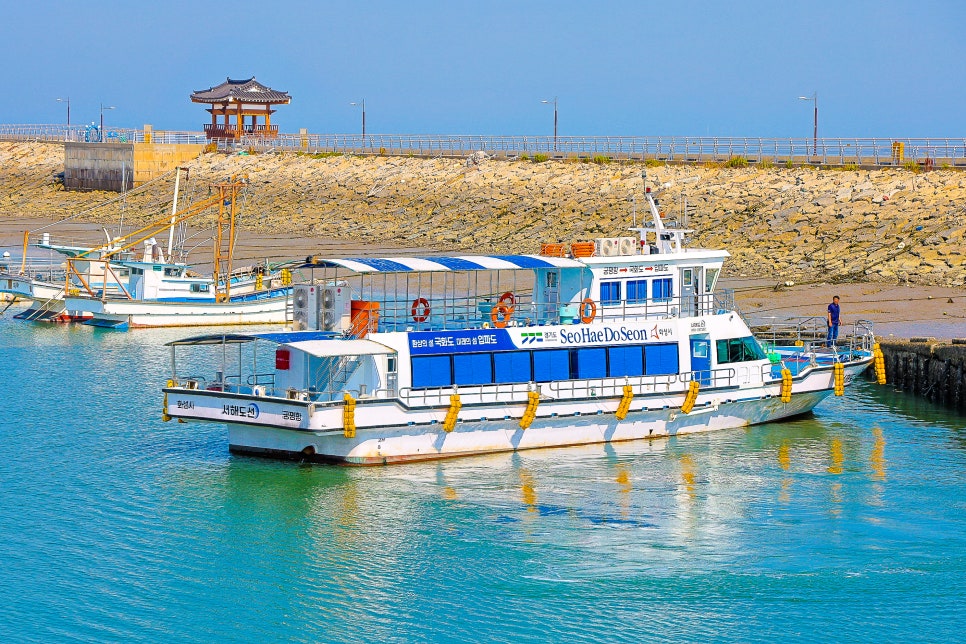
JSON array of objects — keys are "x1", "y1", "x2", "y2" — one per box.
[{"x1": 2, "y1": 218, "x2": 963, "y2": 339}]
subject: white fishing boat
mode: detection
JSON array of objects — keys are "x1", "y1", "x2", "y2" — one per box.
[
  {"x1": 162, "y1": 183, "x2": 878, "y2": 464},
  {"x1": 61, "y1": 176, "x2": 295, "y2": 329},
  {"x1": 0, "y1": 234, "x2": 133, "y2": 322}
]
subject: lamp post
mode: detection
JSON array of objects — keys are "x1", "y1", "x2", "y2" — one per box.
[
  {"x1": 56, "y1": 97, "x2": 70, "y2": 141},
  {"x1": 99, "y1": 103, "x2": 115, "y2": 142},
  {"x1": 541, "y1": 96, "x2": 558, "y2": 151},
  {"x1": 797, "y1": 92, "x2": 817, "y2": 155},
  {"x1": 350, "y1": 99, "x2": 366, "y2": 141}
]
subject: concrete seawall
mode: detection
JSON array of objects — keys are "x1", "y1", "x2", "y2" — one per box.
[{"x1": 877, "y1": 340, "x2": 966, "y2": 411}]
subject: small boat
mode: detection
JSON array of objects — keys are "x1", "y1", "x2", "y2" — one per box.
[
  {"x1": 162, "y1": 184, "x2": 876, "y2": 464},
  {"x1": 62, "y1": 176, "x2": 295, "y2": 329},
  {"x1": 0, "y1": 234, "x2": 132, "y2": 322}
]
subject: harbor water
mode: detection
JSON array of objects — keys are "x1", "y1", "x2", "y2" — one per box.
[{"x1": 2, "y1": 312, "x2": 966, "y2": 642}]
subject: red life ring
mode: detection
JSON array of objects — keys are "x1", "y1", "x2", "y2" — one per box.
[
  {"x1": 490, "y1": 303, "x2": 512, "y2": 328},
  {"x1": 411, "y1": 297, "x2": 430, "y2": 322},
  {"x1": 580, "y1": 298, "x2": 596, "y2": 324},
  {"x1": 498, "y1": 291, "x2": 516, "y2": 309}
]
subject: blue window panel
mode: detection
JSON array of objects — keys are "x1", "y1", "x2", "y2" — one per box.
[
  {"x1": 608, "y1": 346, "x2": 644, "y2": 377},
  {"x1": 600, "y1": 281, "x2": 622, "y2": 306},
  {"x1": 652, "y1": 277, "x2": 673, "y2": 300},
  {"x1": 533, "y1": 349, "x2": 570, "y2": 382},
  {"x1": 575, "y1": 348, "x2": 607, "y2": 379},
  {"x1": 411, "y1": 356, "x2": 452, "y2": 388},
  {"x1": 454, "y1": 353, "x2": 493, "y2": 385},
  {"x1": 645, "y1": 343, "x2": 679, "y2": 375},
  {"x1": 626, "y1": 280, "x2": 648, "y2": 304},
  {"x1": 494, "y1": 351, "x2": 532, "y2": 384}
]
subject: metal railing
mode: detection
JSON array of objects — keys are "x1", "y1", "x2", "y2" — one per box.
[{"x1": 2, "y1": 124, "x2": 965, "y2": 166}]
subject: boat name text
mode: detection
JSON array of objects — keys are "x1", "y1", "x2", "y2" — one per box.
[{"x1": 223, "y1": 403, "x2": 259, "y2": 419}]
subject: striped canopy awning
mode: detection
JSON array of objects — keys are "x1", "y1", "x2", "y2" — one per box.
[{"x1": 298, "y1": 255, "x2": 585, "y2": 273}]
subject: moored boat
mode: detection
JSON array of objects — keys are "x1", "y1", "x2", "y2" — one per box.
[{"x1": 162, "y1": 185, "x2": 876, "y2": 464}]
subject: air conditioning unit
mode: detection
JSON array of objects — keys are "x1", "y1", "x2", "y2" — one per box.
[
  {"x1": 618, "y1": 237, "x2": 637, "y2": 256},
  {"x1": 321, "y1": 285, "x2": 352, "y2": 331},
  {"x1": 595, "y1": 237, "x2": 620, "y2": 257},
  {"x1": 292, "y1": 285, "x2": 319, "y2": 330}
]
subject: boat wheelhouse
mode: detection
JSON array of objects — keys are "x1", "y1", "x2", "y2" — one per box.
[{"x1": 162, "y1": 189, "x2": 876, "y2": 464}]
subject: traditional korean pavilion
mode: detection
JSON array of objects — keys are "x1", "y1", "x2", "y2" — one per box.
[{"x1": 190, "y1": 77, "x2": 291, "y2": 139}]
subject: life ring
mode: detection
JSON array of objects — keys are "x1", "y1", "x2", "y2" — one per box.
[
  {"x1": 498, "y1": 291, "x2": 516, "y2": 309},
  {"x1": 411, "y1": 297, "x2": 430, "y2": 323},
  {"x1": 580, "y1": 298, "x2": 596, "y2": 324},
  {"x1": 490, "y1": 302, "x2": 512, "y2": 328}
]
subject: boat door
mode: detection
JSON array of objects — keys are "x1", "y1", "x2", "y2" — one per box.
[
  {"x1": 679, "y1": 267, "x2": 702, "y2": 317},
  {"x1": 690, "y1": 335, "x2": 712, "y2": 385},
  {"x1": 542, "y1": 270, "x2": 559, "y2": 321}
]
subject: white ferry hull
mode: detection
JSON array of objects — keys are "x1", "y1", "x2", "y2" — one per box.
[
  {"x1": 66, "y1": 295, "x2": 289, "y2": 328},
  {"x1": 166, "y1": 365, "x2": 861, "y2": 465}
]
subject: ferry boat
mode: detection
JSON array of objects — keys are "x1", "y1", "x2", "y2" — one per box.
[{"x1": 162, "y1": 187, "x2": 877, "y2": 464}]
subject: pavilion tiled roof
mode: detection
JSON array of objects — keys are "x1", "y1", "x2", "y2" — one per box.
[{"x1": 190, "y1": 77, "x2": 291, "y2": 104}]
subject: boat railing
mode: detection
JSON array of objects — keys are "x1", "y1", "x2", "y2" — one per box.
[
  {"x1": 365, "y1": 290, "x2": 734, "y2": 333},
  {"x1": 549, "y1": 367, "x2": 738, "y2": 399},
  {"x1": 399, "y1": 381, "x2": 536, "y2": 408}
]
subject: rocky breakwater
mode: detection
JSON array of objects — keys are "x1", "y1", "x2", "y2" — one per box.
[
  {"x1": 877, "y1": 339, "x2": 966, "y2": 411},
  {"x1": 0, "y1": 141, "x2": 964, "y2": 287}
]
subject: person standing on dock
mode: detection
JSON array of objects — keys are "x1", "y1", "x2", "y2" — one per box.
[{"x1": 826, "y1": 295, "x2": 841, "y2": 348}]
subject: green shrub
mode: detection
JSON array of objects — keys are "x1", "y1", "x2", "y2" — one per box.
[
  {"x1": 592, "y1": 154, "x2": 611, "y2": 165},
  {"x1": 533, "y1": 153, "x2": 549, "y2": 163},
  {"x1": 784, "y1": 159, "x2": 795, "y2": 169},
  {"x1": 644, "y1": 158, "x2": 664, "y2": 167},
  {"x1": 725, "y1": 156, "x2": 748, "y2": 168},
  {"x1": 759, "y1": 159, "x2": 775, "y2": 169},
  {"x1": 840, "y1": 162, "x2": 859, "y2": 171},
  {"x1": 519, "y1": 153, "x2": 529, "y2": 161},
  {"x1": 311, "y1": 151, "x2": 342, "y2": 159},
  {"x1": 902, "y1": 160, "x2": 921, "y2": 173}
]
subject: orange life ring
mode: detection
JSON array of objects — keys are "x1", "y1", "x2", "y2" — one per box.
[
  {"x1": 580, "y1": 298, "x2": 596, "y2": 324},
  {"x1": 498, "y1": 291, "x2": 516, "y2": 309},
  {"x1": 490, "y1": 302, "x2": 512, "y2": 328},
  {"x1": 411, "y1": 297, "x2": 430, "y2": 323}
]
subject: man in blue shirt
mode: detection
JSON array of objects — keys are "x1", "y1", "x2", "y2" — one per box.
[{"x1": 826, "y1": 295, "x2": 841, "y2": 348}]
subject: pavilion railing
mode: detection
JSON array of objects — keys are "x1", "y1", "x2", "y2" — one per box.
[{"x1": 1, "y1": 124, "x2": 964, "y2": 167}]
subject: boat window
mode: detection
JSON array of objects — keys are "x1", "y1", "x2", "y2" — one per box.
[
  {"x1": 546, "y1": 271, "x2": 558, "y2": 288},
  {"x1": 716, "y1": 337, "x2": 767, "y2": 364},
  {"x1": 533, "y1": 349, "x2": 570, "y2": 383},
  {"x1": 494, "y1": 351, "x2": 532, "y2": 383},
  {"x1": 705, "y1": 268, "x2": 720, "y2": 293},
  {"x1": 411, "y1": 356, "x2": 452, "y2": 388},
  {"x1": 454, "y1": 353, "x2": 493, "y2": 386},
  {"x1": 190, "y1": 283, "x2": 210, "y2": 293},
  {"x1": 164, "y1": 268, "x2": 183, "y2": 277},
  {"x1": 644, "y1": 343, "x2": 679, "y2": 375},
  {"x1": 608, "y1": 346, "x2": 644, "y2": 377},
  {"x1": 626, "y1": 280, "x2": 648, "y2": 304},
  {"x1": 132, "y1": 267, "x2": 143, "y2": 275},
  {"x1": 600, "y1": 281, "x2": 622, "y2": 306},
  {"x1": 652, "y1": 278, "x2": 673, "y2": 301},
  {"x1": 573, "y1": 348, "x2": 607, "y2": 379}
]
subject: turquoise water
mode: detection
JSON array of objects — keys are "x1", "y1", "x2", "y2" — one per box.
[{"x1": 2, "y1": 312, "x2": 966, "y2": 643}]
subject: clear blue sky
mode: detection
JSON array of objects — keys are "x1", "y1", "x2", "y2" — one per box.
[{"x1": 5, "y1": 0, "x2": 964, "y2": 137}]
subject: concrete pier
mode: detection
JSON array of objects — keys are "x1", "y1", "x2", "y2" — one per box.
[
  {"x1": 877, "y1": 340, "x2": 966, "y2": 411},
  {"x1": 64, "y1": 142, "x2": 203, "y2": 191}
]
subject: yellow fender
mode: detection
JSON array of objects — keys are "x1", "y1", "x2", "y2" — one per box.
[
  {"x1": 520, "y1": 391, "x2": 540, "y2": 429},
  {"x1": 342, "y1": 393, "x2": 356, "y2": 438},
  {"x1": 162, "y1": 393, "x2": 172, "y2": 422},
  {"x1": 873, "y1": 343, "x2": 887, "y2": 385},
  {"x1": 833, "y1": 362, "x2": 845, "y2": 396},
  {"x1": 443, "y1": 393, "x2": 462, "y2": 433},
  {"x1": 780, "y1": 368, "x2": 793, "y2": 403},
  {"x1": 616, "y1": 384, "x2": 634, "y2": 420},
  {"x1": 681, "y1": 380, "x2": 700, "y2": 414}
]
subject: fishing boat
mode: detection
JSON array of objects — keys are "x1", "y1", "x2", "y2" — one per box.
[
  {"x1": 161, "y1": 184, "x2": 878, "y2": 464},
  {"x1": 0, "y1": 234, "x2": 133, "y2": 322},
  {"x1": 61, "y1": 176, "x2": 295, "y2": 329}
]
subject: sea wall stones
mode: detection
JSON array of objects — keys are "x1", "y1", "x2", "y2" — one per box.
[
  {"x1": 878, "y1": 340, "x2": 966, "y2": 411},
  {"x1": 0, "y1": 142, "x2": 964, "y2": 286}
]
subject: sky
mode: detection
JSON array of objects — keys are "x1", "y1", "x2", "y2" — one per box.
[{"x1": 3, "y1": 0, "x2": 964, "y2": 138}]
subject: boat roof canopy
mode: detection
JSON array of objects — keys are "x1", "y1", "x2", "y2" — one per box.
[
  {"x1": 284, "y1": 338, "x2": 397, "y2": 357},
  {"x1": 298, "y1": 255, "x2": 585, "y2": 273},
  {"x1": 165, "y1": 330, "x2": 339, "y2": 346}
]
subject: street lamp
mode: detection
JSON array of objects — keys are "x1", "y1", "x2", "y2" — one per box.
[
  {"x1": 350, "y1": 99, "x2": 366, "y2": 140},
  {"x1": 541, "y1": 96, "x2": 558, "y2": 151},
  {"x1": 99, "y1": 103, "x2": 115, "y2": 142},
  {"x1": 56, "y1": 97, "x2": 70, "y2": 127},
  {"x1": 797, "y1": 92, "x2": 818, "y2": 155}
]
